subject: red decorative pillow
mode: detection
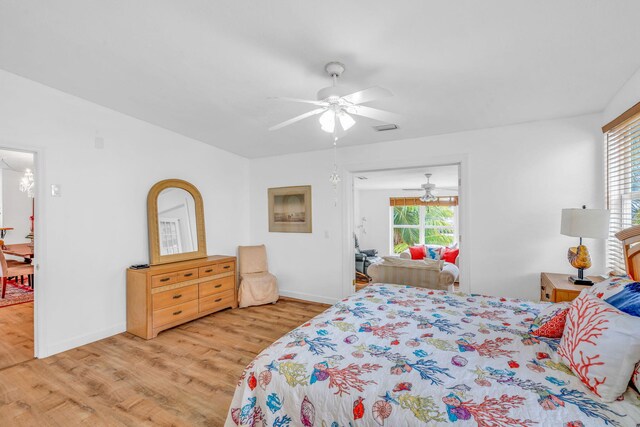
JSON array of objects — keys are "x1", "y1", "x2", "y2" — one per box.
[
  {"x1": 531, "y1": 307, "x2": 569, "y2": 338},
  {"x1": 408, "y1": 246, "x2": 426, "y2": 260},
  {"x1": 442, "y1": 247, "x2": 459, "y2": 263}
]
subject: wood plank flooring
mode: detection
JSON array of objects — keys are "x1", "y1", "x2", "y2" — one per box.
[
  {"x1": 0, "y1": 302, "x2": 34, "y2": 371},
  {"x1": 0, "y1": 297, "x2": 329, "y2": 426}
]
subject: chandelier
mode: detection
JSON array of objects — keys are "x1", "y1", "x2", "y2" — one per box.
[{"x1": 19, "y1": 169, "x2": 34, "y2": 198}]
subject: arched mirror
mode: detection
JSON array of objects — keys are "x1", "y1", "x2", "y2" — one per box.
[{"x1": 147, "y1": 179, "x2": 207, "y2": 265}]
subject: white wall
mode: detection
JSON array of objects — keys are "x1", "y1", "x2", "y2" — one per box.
[
  {"x1": 2, "y1": 169, "x2": 33, "y2": 245},
  {"x1": 603, "y1": 66, "x2": 640, "y2": 123},
  {"x1": 250, "y1": 113, "x2": 605, "y2": 303},
  {"x1": 356, "y1": 189, "x2": 400, "y2": 256},
  {"x1": 0, "y1": 70, "x2": 250, "y2": 357}
]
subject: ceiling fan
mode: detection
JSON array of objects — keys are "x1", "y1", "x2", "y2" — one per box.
[
  {"x1": 269, "y1": 62, "x2": 400, "y2": 134},
  {"x1": 403, "y1": 173, "x2": 457, "y2": 202}
]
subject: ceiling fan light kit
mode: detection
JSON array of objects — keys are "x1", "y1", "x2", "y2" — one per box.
[
  {"x1": 269, "y1": 61, "x2": 399, "y2": 135},
  {"x1": 269, "y1": 61, "x2": 400, "y2": 186}
]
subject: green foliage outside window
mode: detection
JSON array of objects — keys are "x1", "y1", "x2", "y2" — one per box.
[{"x1": 393, "y1": 206, "x2": 455, "y2": 253}]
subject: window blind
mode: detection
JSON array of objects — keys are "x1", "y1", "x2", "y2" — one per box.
[
  {"x1": 604, "y1": 102, "x2": 640, "y2": 274},
  {"x1": 389, "y1": 196, "x2": 458, "y2": 207}
]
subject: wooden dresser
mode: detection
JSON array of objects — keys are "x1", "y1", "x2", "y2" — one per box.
[{"x1": 127, "y1": 255, "x2": 237, "y2": 339}]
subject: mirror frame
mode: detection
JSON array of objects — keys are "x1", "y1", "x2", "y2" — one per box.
[{"x1": 147, "y1": 179, "x2": 207, "y2": 265}]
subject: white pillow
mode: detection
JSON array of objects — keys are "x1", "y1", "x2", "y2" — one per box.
[{"x1": 558, "y1": 291, "x2": 640, "y2": 402}]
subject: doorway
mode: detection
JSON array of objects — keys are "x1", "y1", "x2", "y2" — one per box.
[
  {"x1": 350, "y1": 163, "x2": 465, "y2": 293},
  {"x1": 0, "y1": 149, "x2": 35, "y2": 369}
]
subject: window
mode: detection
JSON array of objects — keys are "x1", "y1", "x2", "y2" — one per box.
[
  {"x1": 604, "y1": 102, "x2": 640, "y2": 274},
  {"x1": 390, "y1": 198, "x2": 458, "y2": 254},
  {"x1": 159, "y1": 217, "x2": 183, "y2": 255}
]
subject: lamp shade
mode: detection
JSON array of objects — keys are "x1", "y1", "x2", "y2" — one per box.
[{"x1": 561, "y1": 208, "x2": 610, "y2": 239}]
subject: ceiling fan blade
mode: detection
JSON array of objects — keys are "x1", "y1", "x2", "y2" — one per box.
[
  {"x1": 345, "y1": 105, "x2": 401, "y2": 124},
  {"x1": 341, "y1": 86, "x2": 393, "y2": 105},
  {"x1": 402, "y1": 188, "x2": 424, "y2": 191},
  {"x1": 269, "y1": 97, "x2": 328, "y2": 107},
  {"x1": 269, "y1": 108, "x2": 326, "y2": 131}
]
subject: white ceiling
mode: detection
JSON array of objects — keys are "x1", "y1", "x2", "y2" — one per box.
[
  {"x1": 0, "y1": 150, "x2": 34, "y2": 173},
  {"x1": 355, "y1": 165, "x2": 458, "y2": 196},
  {"x1": 2, "y1": 1, "x2": 640, "y2": 158}
]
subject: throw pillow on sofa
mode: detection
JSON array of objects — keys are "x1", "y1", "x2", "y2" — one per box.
[
  {"x1": 442, "y1": 247, "x2": 459, "y2": 264},
  {"x1": 427, "y1": 247, "x2": 441, "y2": 260},
  {"x1": 408, "y1": 245, "x2": 426, "y2": 260}
]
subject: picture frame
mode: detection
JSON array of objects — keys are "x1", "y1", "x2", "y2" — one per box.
[{"x1": 268, "y1": 185, "x2": 312, "y2": 233}]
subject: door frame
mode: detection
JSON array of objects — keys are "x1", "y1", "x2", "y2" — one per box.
[
  {"x1": 341, "y1": 154, "x2": 470, "y2": 298},
  {"x1": 0, "y1": 143, "x2": 45, "y2": 358}
]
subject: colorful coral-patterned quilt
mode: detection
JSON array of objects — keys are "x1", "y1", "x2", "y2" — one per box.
[{"x1": 226, "y1": 284, "x2": 640, "y2": 426}]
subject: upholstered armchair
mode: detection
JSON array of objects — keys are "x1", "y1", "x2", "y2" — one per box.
[{"x1": 237, "y1": 245, "x2": 279, "y2": 308}]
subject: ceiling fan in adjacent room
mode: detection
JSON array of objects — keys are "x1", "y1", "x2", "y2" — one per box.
[
  {"x1": 403, "y1": 173, "x2": 457, "y2": 203},
  {"x1": 268, "y1": 62, "x2": 400, "y2": 134}
]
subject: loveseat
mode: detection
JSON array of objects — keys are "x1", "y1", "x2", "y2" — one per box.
[{"x1": 367, "y1": 256, "x2": 459, "y2": 291}]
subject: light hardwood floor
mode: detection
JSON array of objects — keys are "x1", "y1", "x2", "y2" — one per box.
[
  {"x1": 0, "y1": 298, "x2": 329, "y2": 426},
  {"x1": 0, "y1": 302, "x2": 34, "y2": 371}
]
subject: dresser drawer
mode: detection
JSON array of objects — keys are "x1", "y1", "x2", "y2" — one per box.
[
  {"x1": 200, "y1": 277, "x2": 234, "y2": 298},
  {"x1": 199, "y1": 290, "x2": 234, "y2": 313},
  {"x1": 153, "y1": 284, "x2": 198, "y2": 310},
  {"x1": 177, "y1": 268, "x2": 198, "y2": 282},
  {"x1": 151, "y1": 272, "x2": 178, "y2": 288},
  {"x1": 153, "y1": 299, "x2": 199, "y2": 329},
  {"x1": 199, "y1": 262, "x2": 234, "y2": 277}
]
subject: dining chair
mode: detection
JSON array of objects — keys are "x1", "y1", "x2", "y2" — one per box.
[{"x1": 0, "y1": 249, "x2": 34, "y2": 298}]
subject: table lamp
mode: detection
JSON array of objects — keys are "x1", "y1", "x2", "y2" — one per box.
[{"x1": 560, "y1": 205, "x2": 610, "y2": 285}]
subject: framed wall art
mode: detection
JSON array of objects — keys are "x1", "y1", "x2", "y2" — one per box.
[{"x1": 268, "y1": 185, "x2": 312, "y2": 233}]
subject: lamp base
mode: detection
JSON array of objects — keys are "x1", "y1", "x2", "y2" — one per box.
[{"x1": 568, "y1": 276, "x2": 594, "y2": 286}]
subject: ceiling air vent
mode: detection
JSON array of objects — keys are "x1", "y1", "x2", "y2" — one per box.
[{"x1": 373, "y1": 124, "x2": 398, "y2": 132}]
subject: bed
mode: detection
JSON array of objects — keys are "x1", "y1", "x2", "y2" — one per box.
[{"x1": 226, "y1": 284, "x2": 640, "y2": 426}]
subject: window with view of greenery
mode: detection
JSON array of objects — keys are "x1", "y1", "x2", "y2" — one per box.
[{"x1": 392, "y1": 205, "x2": 457, "y2": 254}]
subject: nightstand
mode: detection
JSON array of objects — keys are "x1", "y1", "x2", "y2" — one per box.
[{"x1": 540, "y1": 272, "x2": 605, "y2": 303}]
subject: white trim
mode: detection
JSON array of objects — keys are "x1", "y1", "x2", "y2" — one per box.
[
  {"x1": 279, "y1": 289, "x2": 340, "y2": 305},
  {"x1": 0, "y1": 142, "x2": 45, "y2": 358},
  {"x1": 40, "y1": 323, "x2": 126, "y2": 358},
  {"x1": 342, "y1": 154, "x2": 471, "y2": 297}
]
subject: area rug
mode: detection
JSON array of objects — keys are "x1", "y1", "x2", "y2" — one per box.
[{"x1": 0, "y1": 282, "x2": 33, "y2": 308}]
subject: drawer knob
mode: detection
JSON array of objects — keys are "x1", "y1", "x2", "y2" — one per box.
[
  {"x1": 205, "y1": 269, "x2": 213, "y2": 273},
  {"x1": 173, "y1": 294, "x2": 182, "y2": 299},
  {"x1": 214, "y1": 284, "x2": 222, "y2": 288},
  {"x1": 160, "y1": 277, "x2": 171, "y2": 282},
  {"x1": 214, "y1": 298, "x2": 222, "y2": 303},
  {"x1": 223, "y1": 265, "x2": 230, "y2": 269},
  {"x1": 173, "y1": 310, "x2": 183, "y2": 316},
  {"x1": 184, "y1": 273, "x2": 193, "y2": 277}
]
